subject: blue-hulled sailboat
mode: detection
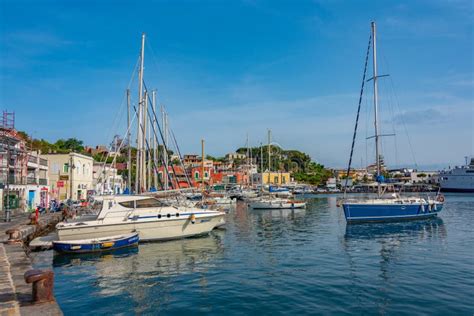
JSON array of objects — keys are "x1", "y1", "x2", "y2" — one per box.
[{"x1": 340, "y1": 22, "x2": 444, "y2": 223}]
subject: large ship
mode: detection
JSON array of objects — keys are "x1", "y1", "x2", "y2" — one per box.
[{"x1": 439, "y1": 157, "x2": 474, "y2": 192}]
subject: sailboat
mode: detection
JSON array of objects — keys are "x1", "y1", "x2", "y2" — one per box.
[
  {"x1": 248, "y1": 132, "x2": 306, "y2": 210},
  {"x1": 340, "y1": 22, "x2": 444, "y2": 223},
  {"x1": 56, "y1": 33, "x2": 225, "y2": 241}
]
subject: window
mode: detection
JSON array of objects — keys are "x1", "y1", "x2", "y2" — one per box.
[
  {"x1": 195, "y1": 172, "x2": 199, "y2": 179},
  {"x1": 119, "y1": 198, "x2": 168, "y2": 208},
  {"x1": 274, "y1": 176, "x2": 278, "y2": 183},
  {"x1": 63, "y1": 163, "x2": 69, "y2": 173},
  {"x1": 204, "y1": 171, "x2": 209, "y2": 178},
  {"x1": 282, "y1": 176, "x2": 286, "y2": 184},
  {"x1": 83, "y1": 164, "x2": 86, "y2": 175}
]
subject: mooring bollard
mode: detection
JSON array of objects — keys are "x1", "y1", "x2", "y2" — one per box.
[
  {"x1": 5, "y1": 228, "x2": 22, "y2": 244},
  {"x1": 24, "y1": 269, "x2": 55, "y2": 303}
]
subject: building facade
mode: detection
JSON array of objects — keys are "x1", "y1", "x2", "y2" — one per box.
[
  {"x1": 42, "y1": 152, "x2": 93, "y2": 200},
  {"x1": 92, "y1": 162, "x2": 124, "y2": 195}
]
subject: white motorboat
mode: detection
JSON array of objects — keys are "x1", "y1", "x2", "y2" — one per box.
[
  {"x1": 56, "y1": 195, "x2": 225, "y2": 241},
  {"x1": 248, "y1": 196, "x2": 306, "y2": 209}
]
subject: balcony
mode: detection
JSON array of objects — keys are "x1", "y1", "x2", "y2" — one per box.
[
  {"x1": 39, "y1": 178, "x2": 48, "y2": 185},
  {"x1": 39, "y1": 158, "x2": 48, "y2": 167},
  {"x1": 27, "y1": 177, "x2": 38, "y2": 185},
  {"x1": 28, "y1": 155, "x2": 38, "y2": 164}
]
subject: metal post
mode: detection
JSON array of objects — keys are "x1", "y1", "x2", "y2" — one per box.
[
  {"x1": 4, "y1": 142, "x2": 11, "y2": 222},
  {"x1": 69, "y1": 154, "x2": 73, "y2": 200}
]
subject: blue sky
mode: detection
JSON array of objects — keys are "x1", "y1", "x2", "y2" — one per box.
[{"x1": 1, "y1": 0, "x2": 472, "y2": 169}]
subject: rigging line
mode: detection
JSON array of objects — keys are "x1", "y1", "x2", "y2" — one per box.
[
  {"x1": 96, "y1": 109, "x2": 138, "y2": 186},
  {"x1": 142, "y1": 82, "x2": 181, "y2": 190},
  {"x1": 133, "y1": 104, "x2": 168, "y2": 191},
  {"x1": 343, "y1": 33, "x2": 372, "y2": 197},
  {"x1": 379, "y1": 48, "x2": 400, "y2": 168},
  {"x1": 170, "y1": 128, "x2": 192, "y2": 187},
  {"x1": 99, "y1": 58, "x2": 140, "y2": 162},
  {"x1": 388, "y1": 75, "x2": 418, "y2": 169}
]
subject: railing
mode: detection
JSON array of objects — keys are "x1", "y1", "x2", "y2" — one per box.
[
  {"x1": 1, "y1": 176, "x2": 26, "y2": 185},
  {"x1": 28, "y1": 155, "x2": 38, "y2": 164},
  {"x1": 27, "y1": 177, "x2": 37, "y2": 185},
  {"x1": 39, "y1": 158, "x2": 48, "y2": 166},
  {"x1": 39, "y1": 178, "x2": 47, "y2": 185}
]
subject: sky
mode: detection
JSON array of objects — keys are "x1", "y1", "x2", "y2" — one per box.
[{"x1": 0, "y1": 0, "x2": 472, "y2": 170}]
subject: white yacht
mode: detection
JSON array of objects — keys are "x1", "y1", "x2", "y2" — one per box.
[
  {"x1": 248, "y1": 195, "x2": 306, "y2": 209},
  {"x1": 56, "y1": 195, "x2": 225, "y2": 241},
  {"x1": 439, "y1": 157, "x2": 474, "y2": 193}
]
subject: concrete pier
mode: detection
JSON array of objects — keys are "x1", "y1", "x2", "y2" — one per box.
[{"x1": 0, "y1": 210, "x2": 63, "y2": 315}]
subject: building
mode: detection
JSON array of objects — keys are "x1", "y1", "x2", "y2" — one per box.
[
  {"x1": 0, "y1": 113, "x2": 50, "y2": 211},
  {"x1": 225, "y1": 152, "x2": 246, "y2": 161},
  {"x1": 42, "y1": 152, "x2": 93, "y2": 200},
  {"x1": 252, "y1": 172, "x2": 291, "y2": 185},
  {"x1": 93, "y1": 162, "x2": 124, "y2": 195}
]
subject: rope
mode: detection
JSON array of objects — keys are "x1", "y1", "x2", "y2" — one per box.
[{"x1": 343, "y1": 33, "x2": 372, "y2": 197}]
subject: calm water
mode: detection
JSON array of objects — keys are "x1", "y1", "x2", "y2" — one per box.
[{"x1": 31, "y1": 193, "x2": 474, "y2": 315}]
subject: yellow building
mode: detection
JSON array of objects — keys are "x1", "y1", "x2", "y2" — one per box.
[
  {"x1": 261, "y1": 172, "x2": 291, "y2": 185},
  {"x1": 41, "y1": 152, "x2": 93, "y2": 200}
]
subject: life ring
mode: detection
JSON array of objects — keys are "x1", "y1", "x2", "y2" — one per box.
[{"x1": 437, "y1": 195, "x2": 445, "y2": 203}]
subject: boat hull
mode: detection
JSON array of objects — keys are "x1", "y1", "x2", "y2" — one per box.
[
  {"x1": 57, "y1": 213, "x2": 225, "y2": 242},
  {"x1": 343, "y1": 202, "x2": 443, "y2": 223},
  {"x1": 249, "y1": 201, "x2": 306, "y2": 210},
  {"x1": 440, "y1": 188, "x2": 474, "y2": 193},
  {"x1": 53, "y1": 233, "x2": 139, "y2": 254}
]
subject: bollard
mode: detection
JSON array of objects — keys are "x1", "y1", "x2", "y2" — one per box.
[
  {"x1": 5, "y1": 228, "x2": 22, "y2": 244},
  {"x1": 29, "y1": 212, "x2": 37, "y2": 225},
  {"x1": 24, "y1": 269, "x2": 55, "y2": 303}
]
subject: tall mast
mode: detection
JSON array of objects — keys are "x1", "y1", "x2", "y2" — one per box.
[
  {"x1": 260, "y1": 143, "x2": 264, "y2": 191},
  {"x1": 201, "y1": 139, "x2": 205, "y2": 190},
  {"x1": 136, "y1": 33, "x2": 146, "y2": 193},
  {"x1": 267, "y1": 129, "x2": 271, "y2": 172},
  {"x1": 143, "y1": 90, "x2": 149, "y2": 191},
  {"x1": 152, "y1": 90, "x2": 158, "y2": 189},
  {"x1": 127, "y1": 89, "x2": 131, "y2": 193},
  {"x1": 371, "y1": 22, "x2": 380, "y2": 179},
  {"x1": 162, "y1": 105, "x2": 168, "y2": 190}
]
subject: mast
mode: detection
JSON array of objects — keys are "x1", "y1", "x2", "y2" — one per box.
[
  {"x1": 127, "y1": 89, "x2": 131, "y2": 193},
  {"x1": 162, "y1": 105, "x2": 168, "y2": 190},
  {"x1": 267, "y1": 129, "x2": 271, "y2": 172},
  {"x1": 144, "y1": 90, "x2": 149, "y2": 191},
  {"x1": 260, "y1": 142, "x2": 264, "y2": 191},
  {"x1": 201, "y1": 139, "x2": 205, "y2": 190},
  {"x1": 136, "y1": 33, "x2": 145, "y2": 193},
  {"x1": 371, "y1": 22, "x2": 381, "y2": 196},
  {"x1": 152, "y1": 90, "x2": 158, "y2": 189}
]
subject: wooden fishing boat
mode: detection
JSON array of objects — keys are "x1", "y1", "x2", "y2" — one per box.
[{"x1": 52, "y1": 232, "x2": 139, "y2": 254}]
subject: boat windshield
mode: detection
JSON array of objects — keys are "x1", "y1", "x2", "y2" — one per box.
[
  {"x1": 119, "y1": 198, "x2": 168, "y2": 208},
  {"x1": 90, "y1": 200, "x2": 103, "y2": 211}
]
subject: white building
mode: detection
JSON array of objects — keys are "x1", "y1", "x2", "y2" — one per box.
[{"x1": 93, "y1": 162, "x2": 123, "y2": 195}]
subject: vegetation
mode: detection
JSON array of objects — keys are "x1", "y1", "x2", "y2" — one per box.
[{"x1": 236, "y1": 145, "x2": 332, "y2": 186}]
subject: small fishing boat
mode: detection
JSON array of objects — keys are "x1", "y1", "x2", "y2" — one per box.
[{"x1": 53, "y1": 232, "x2": 139, "y2": 254}]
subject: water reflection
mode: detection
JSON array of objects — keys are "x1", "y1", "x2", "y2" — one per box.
[
  {"x1": 344, "y1": 217, "x2": 447, "y2": 240},
  {"x1": 342, "y1": 217, "x2": 447, "y2": 315}
]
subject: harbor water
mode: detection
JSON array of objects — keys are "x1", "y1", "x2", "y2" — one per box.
[{"x1": 31, "y1": 193, "x2": 474, "y2": 315}]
